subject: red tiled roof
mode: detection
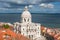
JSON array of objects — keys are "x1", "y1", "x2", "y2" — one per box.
[
  {"x1": 0, "y1": 29, "x2": 30, "y2": 40},
  {"x1": 54, "y1": 33, "x2": 60, "y2": 39}
]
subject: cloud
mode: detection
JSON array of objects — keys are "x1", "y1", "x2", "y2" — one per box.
[
  {"x1": 11, "y1": 0, "x2": 23, "y2": 4},
  {"x1": 39, "y1": 3, "x2": 54, "y2": 8},
  {"x1": 48, "y1": 4, "x2": 54, "y2": 8},
  {"x1": 0, "y1": 0, "x2": 60, "y2": 4},
  {"x1": 39, "y1": 3, "x2": 47, "y2": 8},
  {"x1": 0, "y1": 0, "x2": 23, "y2": 4},
  {"x1": 30, "y1": 0, "x2": 42, "y2": 4},
  {"x1": 0, "y1": 0, "x2": 59, "y2": 13},
  {"x1": 28, "y1": 5, "x2": 33, "y2": 8},
  {"x1": 0, "y1": 0, "x2": 58, "y2": 4}
]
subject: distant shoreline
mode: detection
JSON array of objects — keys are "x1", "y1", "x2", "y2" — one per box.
[{"x1": 0, "y1": 13, "x2": 60, "y2": 14}]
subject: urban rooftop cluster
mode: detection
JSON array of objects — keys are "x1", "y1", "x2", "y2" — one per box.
[
  {"x1": 41, "y1": 26, "x2": 60, "y2": 40},
  {"x1": 0, "y1": 22, "x2": 59, "y2": 40},
  {"x1": 0, "y1": 22, "x2": 30, "y2": 40}
]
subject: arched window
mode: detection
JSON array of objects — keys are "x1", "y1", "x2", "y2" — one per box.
[
  {"x1": 32, "y1": 35, "x2": 33, "y2": 38},
  {"x1": 24, "y1": 18, "x2": 26, "y2": 22},
  {"x1": 38, "y1": 27, "x2": 39, "y2": 29},
  {"x1": 28, "y1": 19, "x2": 29, "y2": 22},
  {"x1": 29, "y1": 35, "x2": 30, "y2": 38},
  {"x1": 23, "y1": 28, "x2": 24, "y2": 30},
  {"x1": 38, "y1": 32, "x2": 39, "y2": 34}
]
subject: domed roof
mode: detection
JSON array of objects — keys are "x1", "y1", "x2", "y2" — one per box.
[{"x1": 21, "y1": 6, "x2": 31, "y2": 18}]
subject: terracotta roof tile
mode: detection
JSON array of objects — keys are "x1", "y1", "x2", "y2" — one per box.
[{"x1": 0, "y1": 29, "x2": 30, "y2": 40}]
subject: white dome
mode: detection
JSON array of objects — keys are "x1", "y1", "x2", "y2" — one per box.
[
  {"x1": 21, "y1": 11, "x2": 31, "y2": 17},
  {"x1": 21, "y1": 6, "x2": 31, "y2": 18}
]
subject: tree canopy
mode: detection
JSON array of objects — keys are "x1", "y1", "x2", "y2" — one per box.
[{"x1": 3, "y1": 24, "x2": 9, "y2": 29}]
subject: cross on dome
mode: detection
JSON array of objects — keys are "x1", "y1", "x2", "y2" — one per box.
[
  {"x1": 21, "y1": 6, "x2": 31, "y2": 18},
  {"x1": 24, "y1": 6, "x2": 28, "y2": 11}
]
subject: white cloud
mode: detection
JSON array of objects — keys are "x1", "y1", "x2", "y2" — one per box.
[
  {"x1": 31, "y1": 0, "x2": 42, "y2": 4},
  {"x1": 48, "y1": 3, "x2": 54, "y2": 8},
  {"x1": 1, "y1": 0, "x2": 23, "y2": 4},
  {"x1": 28, "y1": 5, "x2": 33, "y2": 8},
  {"x1": 39, "y1": 3, "x2": 54, "y2": 8},
  {"x1": 17, "y1": 1, "x2": 23, "y2": 4},
  {"x1": 31, "y1": 0, "x2": 37, "y2": 4},
  {"x1": 1, "y1": 0, "x2": 43, "y2": 4},
  {"x1": 39, "y1": 3, "x2": 47, "y2": 8},
  {"x1": 15, "y1": 0, "x2": 23, "y2": 4}
]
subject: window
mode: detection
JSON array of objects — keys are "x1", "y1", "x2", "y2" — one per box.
[
  {"x1": 18, "y1": 25, "x2": 21, "y2": 31},
  {"x1": 35, "y1": 24, "x2": 37, "y2": 26},
  {"x1": 29, "y1": 35, "x2": 33, "y2": 40},
  {"x1": 38, "y1": 32, "x2": 39, "y2": 34},
  {"x1": 28, "y1": 19, "x2": 29, "y2": 22},
  {"x1": 24, "y1": 18, "x2": 26, "y2": 22},
  {"x1": 32, "y1": 35, "x2": 33, "y2": 38},
  {"x1": 29, "y1": 35, "x2": 30, "y2": 38},
  {"x1": 35, "y1": 29, "x2": 36, "y2": 32},
  {"x1": 19, "y1": 25, "x2": 21, "y2": 27},
  {"x1": 23, "y1": 28, "x2": 24, "y2": 30},
  {"x1": 38, "y1": 27, "x2": 39, "y2": 29}
]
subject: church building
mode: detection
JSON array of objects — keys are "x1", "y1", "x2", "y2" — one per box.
[{"x1": 14, "y1": 6, "x2": 41, "y2": 40}]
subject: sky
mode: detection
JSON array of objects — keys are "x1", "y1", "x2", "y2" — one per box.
[{"x1": 0, "y1": 0, "x2": 60, "y2": 13}]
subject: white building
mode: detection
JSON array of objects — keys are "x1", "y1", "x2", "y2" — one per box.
[{"x1": 14, "y1": 6, "x2": 41, "y2": 40}]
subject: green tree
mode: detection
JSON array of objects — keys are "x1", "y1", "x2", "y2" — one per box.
[{"x1": 3, "y1": 24, "x2": 9, "y2": 29}]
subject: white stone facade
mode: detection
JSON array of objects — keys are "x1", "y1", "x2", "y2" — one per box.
[{"x1": 14, "y1": 6, "x2": 41, "y2": 40}]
